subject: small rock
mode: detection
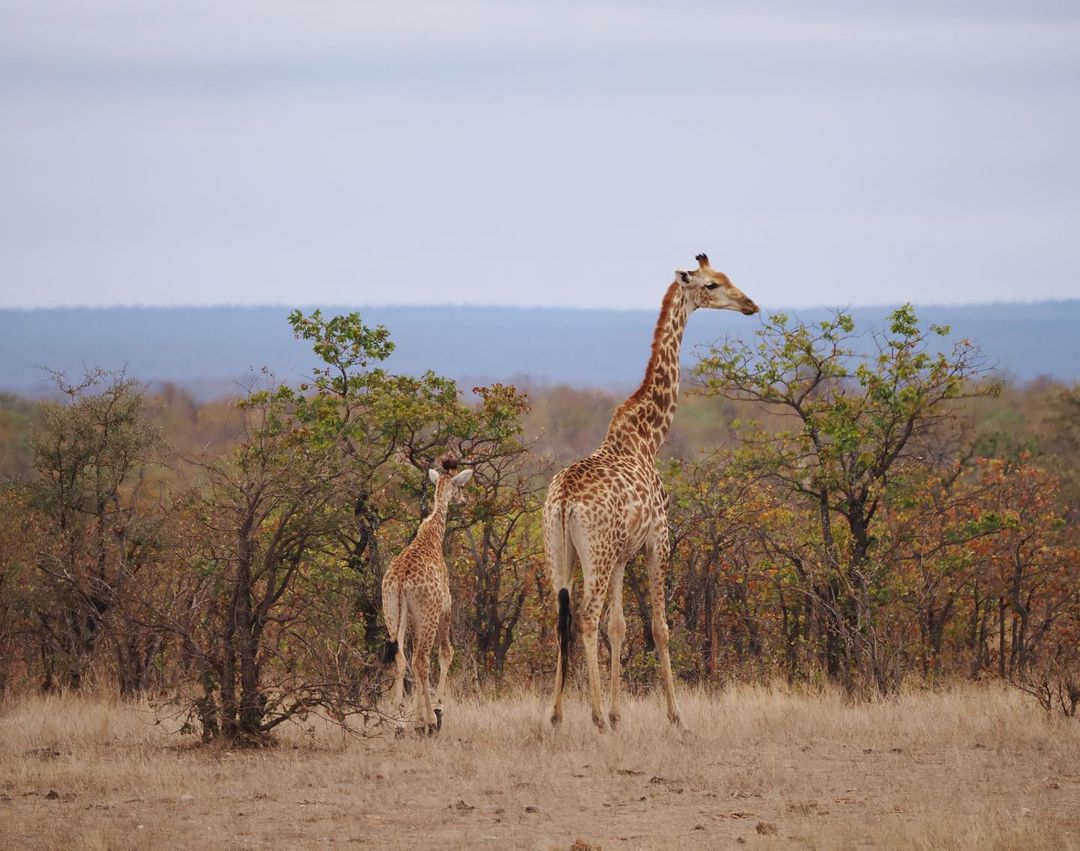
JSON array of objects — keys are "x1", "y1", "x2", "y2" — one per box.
[
  {"x1": 890, "y1": 747, "x2": 903, "y2": 753},
  {"x1": 45, "y1": 790, "x2": 60, "y2": 800},
  {"x1": 649, "y1": 776, "x2": 666, "y2": 784},
  {"x1": 570, "y1": 841, "x2": 601, "y2": 851},
  {"x1": 693, "y1": 824, "x2": 705, "y2": 831},
  {"x1": 1020, "y1": 808, "x2": 1032, "y2": 818},
  {"x1": 179, "y1": 794, "x2": 194, "y2": 802},
  {"x1": 451, "y1": 799, "x2": 475, "y2": 811},
  {"x1": 756, "y1": 822, "x2": 778, "y2": 836},
  {"x1": 525, "y1": 805, "x2": 540, "y2": 814}
]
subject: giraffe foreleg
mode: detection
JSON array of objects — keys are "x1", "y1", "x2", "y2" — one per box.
[{"x1": 645, "y1": 531, "x2": 685, "y2": 730}]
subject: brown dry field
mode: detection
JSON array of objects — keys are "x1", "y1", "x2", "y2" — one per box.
[{"x1": 2, "y1": 684, "x2": 1078, "y2": 850}]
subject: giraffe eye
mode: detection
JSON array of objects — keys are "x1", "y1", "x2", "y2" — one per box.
[{"x1": 705, "y1": 282, "x2": 720, "y2": 291}]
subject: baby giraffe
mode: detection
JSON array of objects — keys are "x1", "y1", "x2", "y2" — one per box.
[{"x1": 381, "y1": 456, "x2": 473, "y2": 735}]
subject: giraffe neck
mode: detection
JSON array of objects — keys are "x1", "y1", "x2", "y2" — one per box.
[
  {"x1": 602, "y1": 281, "x2": 689, "y2": 460},
  {"x1": 414, "y1": 493, "x2": 450, "y2": 551}
]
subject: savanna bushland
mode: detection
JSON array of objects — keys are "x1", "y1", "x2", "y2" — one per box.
[{"x1": 1, "y1": 306, "x2": 1078, "y2": 849}]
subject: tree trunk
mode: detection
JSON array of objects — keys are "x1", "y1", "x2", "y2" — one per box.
[{"x1": 998, "y1": 597, "x2": 1006, "y2": 678}]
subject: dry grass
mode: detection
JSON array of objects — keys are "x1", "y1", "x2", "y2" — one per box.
[{"x1": 2, "y1": 684, "x2": 1078, "y2": 849}]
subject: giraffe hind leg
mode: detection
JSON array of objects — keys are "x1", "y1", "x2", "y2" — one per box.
[
  {"x1": 606, "y1": 561, "x2": 628, "y2": 728},
  {"x1": 384, "y1": 587, "x2": 409, "y2": 733},
  {"x1": 433, "y1": 609, "x2": 453, "y2": 730},
  {"x1": 390, "y1": 641, "x2": 409, "y2": 728},
  {"x1": 409, "y1": 596, "x2": 439, "y2": 734},
  {"x1": 568, "y1": 513, "x2": 615, "y2": 732},
  {"x1": 579, "y1": 587, "x2": 607, "y2": 732}
]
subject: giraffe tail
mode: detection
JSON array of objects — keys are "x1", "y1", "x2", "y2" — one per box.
[
  {"x1": 555, "y1": 503, "x2": 577, "y2": 689},
  {"x1": 557, "y1": 587, "x2": 572, "y2": 688},
  {"x1": 381, "y1": 581, "x2": 407, "y2": 666}
]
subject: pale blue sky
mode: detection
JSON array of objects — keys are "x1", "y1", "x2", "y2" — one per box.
[{"x1": 1, "y1": 1, "x2": 1078, "y2": 309}]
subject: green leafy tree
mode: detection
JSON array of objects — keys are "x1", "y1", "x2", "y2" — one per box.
[
  {"x1": 28, "y1": 369, "x2": 163, "y2": 691},
  {"x1": 178, "y1": 383, "x2": 353, "y2": 743},
  {"x1": 288, "y1": 310, "x2": 479, "y2": 651},
  {"x1": 448, "y1": 384, "x2": 541, "y2": 682},
  {"x1": 695, "y1": 305, "x2": 993, "y2": 691},
  {"x1": 287, "y1": 311, "x2": 537, "y2": 668},
  {"x1": 665, "y1": 455, "x2": 771, "y2": 680}
]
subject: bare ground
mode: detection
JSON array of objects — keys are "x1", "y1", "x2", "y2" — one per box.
[{"x1": 2, "y1": 684, "x2": 1078, "y2": 850}]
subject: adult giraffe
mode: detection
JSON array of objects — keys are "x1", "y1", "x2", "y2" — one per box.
[{"x1": 544, "y1": 253, "x2": 758, "y2": 731}]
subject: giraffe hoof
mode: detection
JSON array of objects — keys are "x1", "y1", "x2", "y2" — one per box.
[
  {"x1": 434, "y1": 708, "x2": 443, "y2": 731},
  {"x1": 608, "y1": 711, "x2": 621, "y2": 729},
  {"x1": 592, "y1": 713, "x2": 608, "y2": 733},
  {"x1": 425, "y1": 723, "x2": 439, "y2": 737},
  {"x1": 550, "y1": 709, "x2": 562, "y2": 727}
]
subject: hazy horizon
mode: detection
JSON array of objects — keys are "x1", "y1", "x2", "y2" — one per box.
[
  {"x1": 2, "y1": 2, "x2": 1079, "y2": 311},
  {"x1": 3, "y1": 301, "x2": 1077, "y2": 398}
]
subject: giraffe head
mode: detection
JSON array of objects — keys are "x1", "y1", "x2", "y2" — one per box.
[
  {"x1": 676, "y1": 253, "x2": 758, "y2": 315},
  {"x1": 427, "y1": 456, "x2": 474, "y2": 505}
]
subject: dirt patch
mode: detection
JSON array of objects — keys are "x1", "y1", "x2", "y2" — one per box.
[{"x1": 2, "y1": 687, "x2": 1079, "y2": 849}]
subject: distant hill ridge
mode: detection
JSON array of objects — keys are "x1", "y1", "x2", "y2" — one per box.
[{"x1": 2, "y1": 301, "x2": 1077, "y2": 398}]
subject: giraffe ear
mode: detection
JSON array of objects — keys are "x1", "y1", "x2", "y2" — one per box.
[
  {"x1": 452, "y1": 469, "x2": 474, "y2": 487},
  {"x1": 677, "y1": 270, "x2": 691, "y2": 285},
  {"x1": 428, "y1": 468, "x2": 440, "y2": 485}
]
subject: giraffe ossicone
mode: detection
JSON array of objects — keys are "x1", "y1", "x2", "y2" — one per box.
[
  {"x1": 381, "y1": 455, "x2": 473, "y2": 735},
  {"x1": 543, "y1": 254, "x2": 758, "y2": 731}
]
